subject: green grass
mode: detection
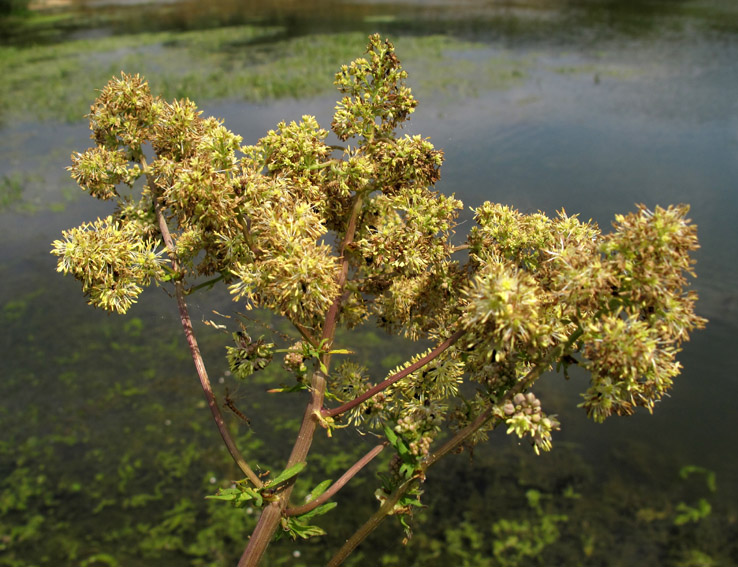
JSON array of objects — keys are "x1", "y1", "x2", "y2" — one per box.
[{"x1": 0, "y1": 28, "x2": 531, "y2": 123}]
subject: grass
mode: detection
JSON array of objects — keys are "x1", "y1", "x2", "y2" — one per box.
[{"x1": 0, "y1": 28, "x2": 534, "y2": 123}]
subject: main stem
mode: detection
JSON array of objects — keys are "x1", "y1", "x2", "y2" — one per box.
[
  {"x1": 238, "y1": 191, "x2": 366, "y2": 566},
  {"x1": 238, "y1": 369, "x2": 327, "y2": 567}
]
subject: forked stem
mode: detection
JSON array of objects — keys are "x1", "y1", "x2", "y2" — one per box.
[
  {"x1": 326, "y1": 358, "x2": 555, "y2": 566},
  {"x1": 322, "y1": 328, "x2": 466, "y2": 419}
]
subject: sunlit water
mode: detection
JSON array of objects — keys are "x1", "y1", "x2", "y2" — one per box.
[{"x1": 2, "y1": 0, "x2": 737, "y2": 565}]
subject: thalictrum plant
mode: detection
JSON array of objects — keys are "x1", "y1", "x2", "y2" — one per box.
[{"x1": 52, "y1": 34, "x2": 706, "y2": 567}]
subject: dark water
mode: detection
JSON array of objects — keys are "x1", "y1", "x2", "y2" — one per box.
[{"x1": 1, "y1": 1, "x2": 737, "y2": 566}]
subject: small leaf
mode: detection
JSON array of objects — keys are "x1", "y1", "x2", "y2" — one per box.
[
  {"x1": 399, "y1": 463, "x2": 415, "y2": 479},
  {"x1": 383, "y1": 425, "x2": 398, "y2": 446},
  {"x1": 396, "y1": 438, "x2": 410, "y2": 458},
  {"x1": 282, "y1": 516, "x2": 329, "y2": 539},
  {"x1": 300, "y1": 501, "x2": 337, "y2": 520},
  {"x1": 267, "y1": 383, "x2": 308, "y2": 394},
  {"x1": 268, "y1": 462, "x2": 307, "y2": 487},
  {"x1": 205, "y1": 487, "x2": 241, "y2": 501},
  {"x1": 308, "y1": 479, "x2": 333, "y2": 502}
]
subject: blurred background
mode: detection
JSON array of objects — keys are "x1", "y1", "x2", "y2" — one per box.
[{"x1": 1, "y1": 1, "x2": 737, "y2": 566}]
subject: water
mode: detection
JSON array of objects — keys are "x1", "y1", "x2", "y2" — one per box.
[{"x1": 1, "y1": 1, "x2": 737, "y2": 565}]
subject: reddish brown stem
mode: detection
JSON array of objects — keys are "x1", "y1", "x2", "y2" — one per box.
[
  {"x1": 291, "y1": 319, "x2": 320, "y2": 349},
  {"x1": 238, "y1": 369, "x2": 327, "y2": 567},
  {"x1": 148, "y1": 169, "x2": 262, "y2": 489},
  {"x1": 172, "y1": 284, "x2": 263, "y2": 488},
  {"x1": 321, "y1": 192, "x2": 364, "y2": 345},
  {"x1": 285, "y1": 443, "x2": 387, "y2": 517},
  {"x1": 322, "y1": 328, "x2": 466, "y2": 419},
  {"x1": 240, "y1": 191, "x2": 368, "y2": 566}
]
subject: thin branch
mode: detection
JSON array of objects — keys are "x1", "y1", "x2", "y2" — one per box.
[
  {"x1": 326, "y1": 477, "x2": 417, "y2": 567},
  {"x1": 322, "y1": 328, "x2": 466, "y2": 419},
  {"x1": 285, "y1": 443, "x2": 387, "y2": 517},
  {"x1": 186, "y1": 273, "x2": 226, "y2": 294},
  {"x1": 224, "y1": 390, "x2": 251, "y2": 426},
  {"x1": 325, "y1": 356, "x2": 555, "y2": 566},
  {"x1": 145, "y1": 164, "x2": 263, "y2": 489},
  {"x1": 425, "y1": 359, "x2": 551, "y2": 468},
  {"x1": 238, "y1": 369, "x2": 328, "y2": 567},
  {"x1": 291, "y1": 319, "x2": 320, "y2": 350}
]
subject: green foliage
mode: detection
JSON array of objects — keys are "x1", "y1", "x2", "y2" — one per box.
[
  {"x1": 490, "y1": 489, "x2": 568, "y2": 567},
  {"x1": 0, "y1": 0, "x2": 28, "y2": 16},
  {"x1": 50, "y1": 34, "x2": 706, "y2": 566},
  {"x1": 679, "y1": 465, "x2": 717, "y2": 493},
  {"x1": 674, "y1": 499, "x2": 712, "y2": 526},
  {"x1": 280, "y1": 501, "x2": 339, "y2": 540}
]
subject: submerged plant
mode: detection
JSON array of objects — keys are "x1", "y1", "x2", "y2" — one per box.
[{"x1": 52, "y1": 35, "x2": 705, "y2": 566}]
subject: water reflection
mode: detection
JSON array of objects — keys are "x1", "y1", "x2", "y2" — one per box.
[{"x1": 2, "y1": 1, "x2": 737, "y2": 565}]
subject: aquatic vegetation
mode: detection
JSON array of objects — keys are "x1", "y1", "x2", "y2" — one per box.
[
  {"x1": 0, "y1": 24, "x2": 537, "y2": 124},
  {"x1": 48, "y1": 34, "x2": 706, "y2": 566}
]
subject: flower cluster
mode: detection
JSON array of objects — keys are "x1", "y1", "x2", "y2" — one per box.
[
  {"x1": 460, "y1": 201, "x2": 705, "y2": 425},
  {"x1": 497, "y1": 392, "x2": 560, "y2": 455},
  {"x1": 332, "y1": 35, "x2": 418, "y2": 142},
  {"x1": 283, "y1": 341, "x2": 308, "y2": 380},
  {"x1": 226, "y1": 332, "x2": 274, "y2": 380},
  {"x1": 51, "y1": 215, "x2": 165, "y2": 313}
]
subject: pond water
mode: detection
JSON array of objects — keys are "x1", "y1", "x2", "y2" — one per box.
[{"x1": 1, "y1": 1, "x2": 737, "y2": 566}]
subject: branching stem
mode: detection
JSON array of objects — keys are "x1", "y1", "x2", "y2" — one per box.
[
  {"x1": 239, "y1": 190, "x2": 366, "y2": 566},
  {"x1": 285, "y1": 442, "x2": 387, "y2": 517},
  {"x1": 322, "y1": 328, "x2": 466, "y2": 419},
  {"x1": 238, "y1": 369, "x2": 327, "y2": 567},
  {"x1": 326, "y1": 357, "x2": 554, "y2": 566},
  {"x1": 186, "y1": 273, "x2": 226, "y2": 294},
  {"x1": 321, "y1": 191, "x2": 364, "y2": 345},
  {"x1": 326, "y1": 477, "x2": 417, "y2": 567}
]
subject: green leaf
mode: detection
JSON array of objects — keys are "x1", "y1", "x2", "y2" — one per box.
[
  {"x1": 328, "y1": 348, "x2": 354, "y2": 355},
  {"x1": 383, "y1": 425, "x2": 398, "y2": 446},
  {"x1": 299, "y1": 501, "x2": 337, "y2": 520},
  {"x1": 308, "y1": 479, "x2": 333, "y2": 501},
  {"x1": 399, "y1": 463, "x2": 415, "y2": 479},
  {"x1": 267, "y1": 383, "x2": 308, "y2": 394},
  {"x1": 284, "y1": 517, "x2": 328, "y2": 539},
  {"x1": 205, "y1": 487, "x2": 242, "y2": 501},
  {"x1": 268, "y1": 461, "x2": 307, "y2": 487},
  {"x1": 396, "y1": 438, "x2": 410, "y2": 458}
]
